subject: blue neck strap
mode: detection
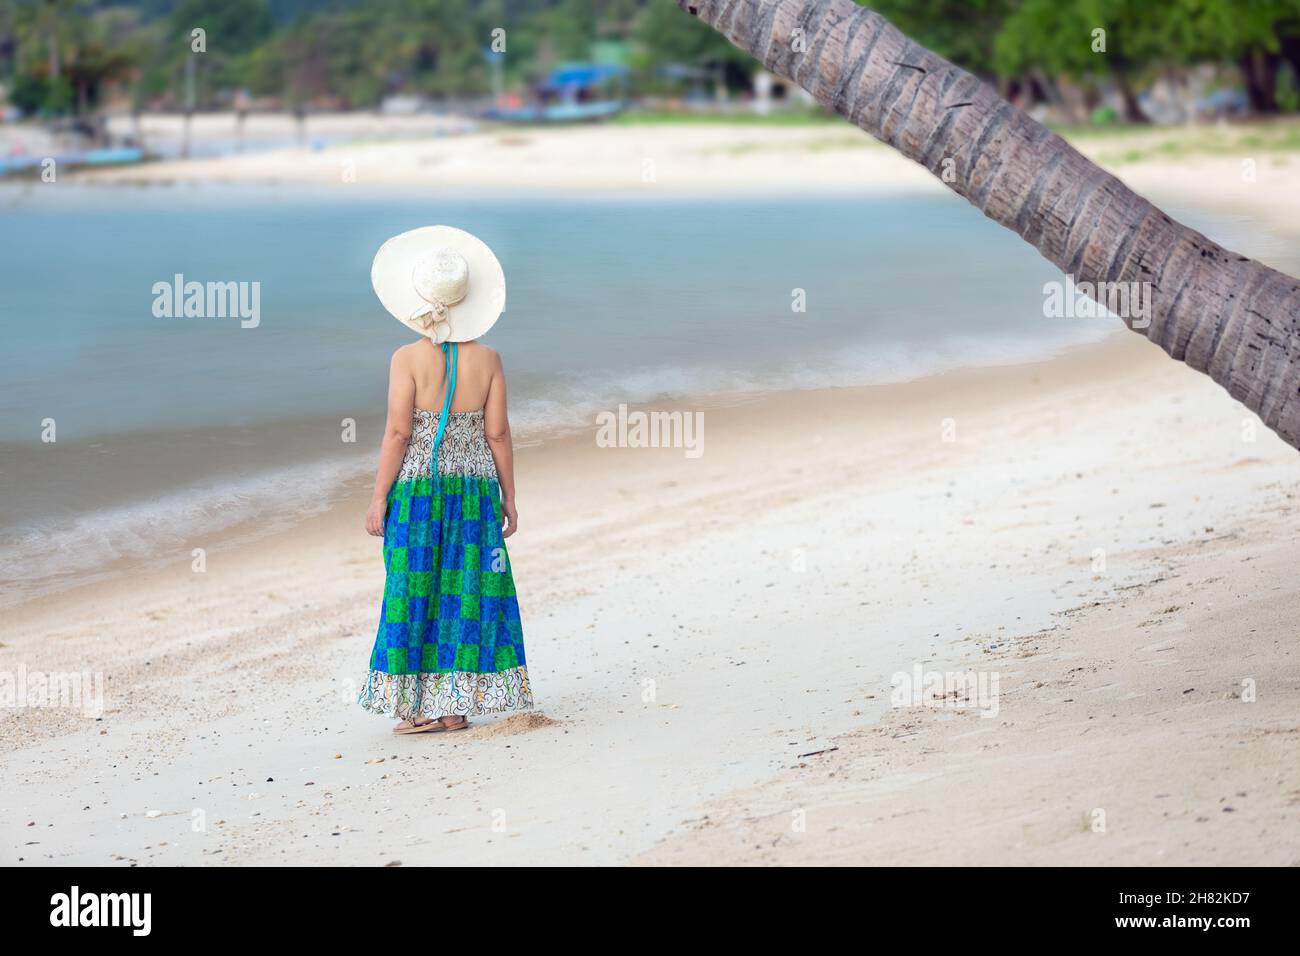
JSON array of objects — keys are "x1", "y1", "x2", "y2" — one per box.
[{"x1": 429, "y1": 341, "x2": 458, "y2": 464}]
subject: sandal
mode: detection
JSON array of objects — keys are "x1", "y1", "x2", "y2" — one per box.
[{"x1": 392, "y1": 717, "x2": 440, "y2": 735}]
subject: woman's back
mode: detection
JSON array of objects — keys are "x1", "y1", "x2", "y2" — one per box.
[{"x1": 410, "y1": 338, "x2": 495, "y2": 414}]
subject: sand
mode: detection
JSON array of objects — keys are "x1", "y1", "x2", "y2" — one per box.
[
  {"x1": 640, "y1": 494, "x2": 1300, "y2": 866},
  {"x1": 4, "y1": 330, "x2": 1298, "y2": 865},
  {"x1": 82, "y1": 117, "x2": 944, "y2": 194},
  {"x1": 77, "y1": 114, "x2": 1300, "y2": 227}
]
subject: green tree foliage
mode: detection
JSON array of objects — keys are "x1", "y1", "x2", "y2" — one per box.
[
  {"x1": 8, "y1": 0, "x2": 1300, "y2": 119},
  {"x1": 871, "y1": 0, "x2": 1014, "y2": 78},
  {"x1": 994, "y1": 0, "x2": 1181, "y2": 121},
  {"x1": 993, "y1": 0, "x2": 1300, "y2": 119},
  {"x1": 169, "y1": 0, "x2": 273, "y2": 55},
  {"x1": 10, "y1": 0, "x2": 142, "y2": 114},
  {"x1": 1174, "y1": 0, "x2": 1300, "y2": 112},
  {"x1": 632, "y1": 0, "x2": 754, "y2": 92}
]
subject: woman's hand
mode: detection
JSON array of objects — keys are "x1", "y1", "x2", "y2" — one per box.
[
  {"x1": 501, "y1": 498, "x2": 518, "y2": 538},
  {"x1": 365, "y1": 497, "x2": 387, "y2": 537}
]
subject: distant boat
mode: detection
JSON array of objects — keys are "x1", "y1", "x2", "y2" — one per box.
[
  {"x1": 76, "y1": 147, "x2": 145, "y2": 167},
  {"x1": 485, "y1": 64, "x2": 629, "y2": 124},
  {"x1": 0, "y1": 146, "x2": 144, "y2": 176},
  {"x1": 487, "y1": 100, "x2": 625, "y2": 123}
]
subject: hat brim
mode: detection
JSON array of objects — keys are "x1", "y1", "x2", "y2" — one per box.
[{"x1": 371, "y1": 225, "x2": 506, "y2": 341}]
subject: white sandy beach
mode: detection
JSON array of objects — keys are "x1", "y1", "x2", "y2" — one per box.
[
  {"x1": 4, "y1": 330, "x2": 1298, "y2": 865},
  {"x1": 82, "y1": 116, "x2": 950, "y2": 194},
  {"x1": 3, "y1": 118, "x2": 1299, "y2": 866},
  {"x1": 77, "y1": 114, "x2": 1300, "y2": 230}
]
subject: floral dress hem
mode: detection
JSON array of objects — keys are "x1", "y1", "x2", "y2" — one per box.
[{"x1": 357, "y1": 667, "x2": 534, "y2": 720}]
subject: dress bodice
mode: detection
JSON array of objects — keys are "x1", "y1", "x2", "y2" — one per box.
[{"x1": 397, "y1": 408, "x2": 497, "y2": 480}]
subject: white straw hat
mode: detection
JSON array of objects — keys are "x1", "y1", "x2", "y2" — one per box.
[{"x1": 371, "y1": 225, "x2": 506, "y2": 342}]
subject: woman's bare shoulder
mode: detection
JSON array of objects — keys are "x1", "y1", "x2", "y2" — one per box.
[
  {"x1": 394, "y1": 337, "x2": 441, "y2": 362},
  {"x1": 387, "y1": 341, "x2": 413, "y2": 371},
  {"x1": 461, "y1": 340, "x2": 503, "y2": 368}
]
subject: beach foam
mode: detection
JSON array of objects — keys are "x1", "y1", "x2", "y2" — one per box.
[
  {"x1": 0, "y1": 324, "x2": 1118, "y2": 608},
  {"x1": 0, "y1": 455, "x2": 369, "y2": 608}
]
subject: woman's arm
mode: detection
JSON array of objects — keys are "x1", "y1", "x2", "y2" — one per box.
[
  {"x1": 365, "y1": 348, "x2": 416, "y2": 536},
  {"x1": 483, "y1": 350, "x2": 518, "y2": 538}
]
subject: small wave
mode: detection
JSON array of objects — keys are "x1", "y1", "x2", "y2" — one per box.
[
  {"x1": 0, "y1": 324, "x2": 1113, "y2": 608},
  {"x1": 0, "y1": 455, "x2": 370, "y2": 608},
  {"x1": 507, "y1": 323, "x2": 1116, "y2": 437}
]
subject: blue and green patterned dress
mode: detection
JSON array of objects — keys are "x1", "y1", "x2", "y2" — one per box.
[{"x1": 358, "y1": 342, "x2": 533, "y2": 720}]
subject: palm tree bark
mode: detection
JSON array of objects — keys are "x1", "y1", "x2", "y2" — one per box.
[
  {"x1": 676, "y1": 0, "x2": 1300, "y2": 452},
  {"x1": 1239, "y1": 50, "x2": 1280, "y2": 114}
]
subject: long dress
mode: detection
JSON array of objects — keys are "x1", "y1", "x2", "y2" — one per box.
[{"x1": 357, "y1": 342, "x2": 534, "y2": 720}]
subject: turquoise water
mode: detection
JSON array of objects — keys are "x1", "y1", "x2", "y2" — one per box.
[
  {"x1": 1, "y1": 184, "x2": 1108, "y2": 442},
  {"x1": 0, "y1": 183, "x2": 1169, "y2": 600}
]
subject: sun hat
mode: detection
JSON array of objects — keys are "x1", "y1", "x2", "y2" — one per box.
[{"x1": 370, "y1": 225, "x2": 506, "y2": 342}]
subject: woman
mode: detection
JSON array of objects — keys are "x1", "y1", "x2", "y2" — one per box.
[{"x1": 357, "y1": 226, "x2": 533, "y2": 734}]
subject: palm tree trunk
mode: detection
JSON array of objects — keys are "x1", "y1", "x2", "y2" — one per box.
[
  {"x1": 1113, "y1": 71, "x2": 1149, "y2": 124},
  {"x1": 1239, "y1": 50, "x2": 1280, "y2": 114},
  {"x1": 1280, "y1": 35, "x2": 1300, "y2": 94},
  {"x1": 676, "y1": 0, "x2": 1300, "y2": 452},
  {"x1": 46, "y1": 28, "x2": 58, "y2": 80}
]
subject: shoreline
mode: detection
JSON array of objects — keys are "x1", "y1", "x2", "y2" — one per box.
[
  {"x1": 60, "y1": 117, "x2": 1300, "y2": 224},
  {"x1": 6, "y1": 330, "x2": 1298, "y2": 865},
  {"x1": 0, "y1": 323, "x2": 1115, "y2": 613},
  {"x1": 75, "y1": 121, "x2": 944, "y2": 195}
]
